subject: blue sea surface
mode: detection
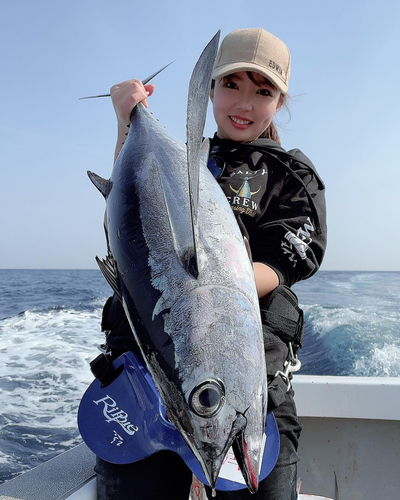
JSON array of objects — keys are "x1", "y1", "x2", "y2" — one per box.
[{"x1": 0, "y1": 269, "x2": 399, "y2": 483}]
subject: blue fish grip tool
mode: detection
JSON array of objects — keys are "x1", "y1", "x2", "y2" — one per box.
[{"x1": 78, "y1": 351, "x2": 280, "y2": 491}]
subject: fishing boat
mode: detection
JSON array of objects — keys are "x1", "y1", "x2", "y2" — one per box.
[{"x1": 1, "y1": 374, "x2": 399, "y2": 499}]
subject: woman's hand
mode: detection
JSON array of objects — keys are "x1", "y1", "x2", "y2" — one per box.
[
  {"x1": 110, "y1": 79, "x2": 155, "y2": 126},
  {"x1": 110, "y1": 79, "x2": 155, "y2": 161}
]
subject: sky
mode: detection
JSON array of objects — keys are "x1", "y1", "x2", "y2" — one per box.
[{"x1": 1, "y1": 0, "x2": 399, "y2": 271}]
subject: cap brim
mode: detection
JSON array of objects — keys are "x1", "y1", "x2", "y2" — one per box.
[{"x1": 211, "y1": 63, "x2": 288, "y2": 95}]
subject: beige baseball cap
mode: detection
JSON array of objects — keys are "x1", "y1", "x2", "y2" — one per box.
[{"x1": 211, "y1": 28, "x2": 291, "y2": 95}]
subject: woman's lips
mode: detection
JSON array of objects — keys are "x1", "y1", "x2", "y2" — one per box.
[{"x1": 229, "y1": 116, "x2": 253, "y2": 129}]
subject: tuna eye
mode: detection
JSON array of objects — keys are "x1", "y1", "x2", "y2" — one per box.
[{"x1": 189, "y1": 380, "x2": 225, "y2": 417}]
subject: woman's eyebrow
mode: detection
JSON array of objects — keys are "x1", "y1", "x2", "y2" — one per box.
[
  {"x1": 257, "y1": 77, "x2": 275, "y2": 88},
  {"x1": 258, "y1": 79, "x2": 278, "y2": 92},
  {"x1": 226, "y1": 73, "x2": 244, "y2": 82}
]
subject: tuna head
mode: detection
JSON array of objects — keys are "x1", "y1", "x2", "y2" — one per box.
[
  {"x1": 179, "y1": 362, "x2": 267, "y2": 493},
  {"x1": 149, "y1": 285, "x2": 267, "y2": 492}
]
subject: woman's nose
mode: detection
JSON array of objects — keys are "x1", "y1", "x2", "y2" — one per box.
[{"x1": 235, "y1": 98, "x2": 252, "y2": 111}]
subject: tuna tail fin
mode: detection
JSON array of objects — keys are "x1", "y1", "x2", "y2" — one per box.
[
  {"x1": 87, "y1": 171, "x2": 111, "y2": 199},
  {"x1": 185, "y1": 31, "x2": 220, "y2": 277}
]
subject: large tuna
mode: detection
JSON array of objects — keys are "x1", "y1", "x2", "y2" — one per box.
[{"x1": 88, "y1": 32, "x2": 267, "y2": 493}]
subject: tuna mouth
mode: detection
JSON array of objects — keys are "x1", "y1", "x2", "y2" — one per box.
[
  {"x1": 196, "y1": 411, "x2": 262, "y2": 493},
  {"x1": 232, "y1": 426, "x2": 260, "y2": 493},
  {"x1": 199, "y1": 412, "x2": 247, "y2": 490}
]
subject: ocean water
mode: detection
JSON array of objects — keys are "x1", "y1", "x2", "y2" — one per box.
[{"x1": 0, "y1": 269, "x2": 399, "y2": 484}]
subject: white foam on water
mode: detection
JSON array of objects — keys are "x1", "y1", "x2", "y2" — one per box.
[
  {"x1": 0, "y1": 450, "x2": 10, "y2": 465},
  {"x1": 0, "y1": 307, "x2": 101, "y2": 433},
  {"x1": 303, "y1": 303, "x2": 400, "y2": 339},
  {"x1": 301, "y1": 303, "x2": 400, "y2": 377},
  {"x1": 354, "y1": 343, "x2": 400, "y2": 377}
]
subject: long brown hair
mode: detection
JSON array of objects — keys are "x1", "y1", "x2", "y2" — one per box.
[{"x1": 211, "y1": 72, "x2": 287, "y2": 145}]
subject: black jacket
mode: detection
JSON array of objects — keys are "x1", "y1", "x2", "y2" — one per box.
[{"x1": 208, "y1": 136, "x2": 327, "y2": 287}]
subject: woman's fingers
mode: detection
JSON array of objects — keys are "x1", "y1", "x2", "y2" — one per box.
[
  {"x1": 110, "y1": 80, "x2": 155, "y2": 122},
  {"x1": 142, "y1": 83, "x2": 155, "y2": 108}
]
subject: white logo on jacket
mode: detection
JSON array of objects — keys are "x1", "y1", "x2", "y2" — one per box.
[{"x1": 281, "y1": 217, "x2": 314, "y2": 266}]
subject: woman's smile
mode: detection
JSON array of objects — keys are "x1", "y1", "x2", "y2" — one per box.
[{"x1": 229, "y1": 115, "x2": 253, "y2": 127}]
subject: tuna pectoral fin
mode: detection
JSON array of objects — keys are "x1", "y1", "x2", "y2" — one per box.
[
  {"x1": 183, "y1": 31, "x2": 219, "y2": 278},
  {"x1": 186, "y1": 32, "x2": 219, "y2": 220},
  {"x1": 87, "y1": 171, "x2": 111, "y2": 198},
  {"x1": 157, "y1": 166, "x2": 199, "y2": 279},
  {"x1": 186, "y1": 31, "x2": 220, "y2": 165},
  {"x1": 232, "y1": 425, "x2": 261, "y2": 494},
  {"x1": 95, "y1": 253, "x2": 121, "y2": 301}
]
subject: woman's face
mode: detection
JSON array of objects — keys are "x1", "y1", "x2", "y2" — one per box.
[{"x1": 210, "y1": 72, "x2": 283, "y2": 142}]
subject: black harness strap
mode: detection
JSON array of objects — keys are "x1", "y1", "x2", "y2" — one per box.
[{"x1": 260, "y1": 285, "x2": 304, "y2": 352}]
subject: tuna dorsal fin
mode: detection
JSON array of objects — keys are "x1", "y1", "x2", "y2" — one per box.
[
  {"x1": 185, "y1": 31, "x2": 220, "y2": 278},
  {"x1": 95, "y1": 252, "x2": 121, "y2": 301},
  {"x1": 87, "y1": 171, "x2": 111, "y2": 199}
]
